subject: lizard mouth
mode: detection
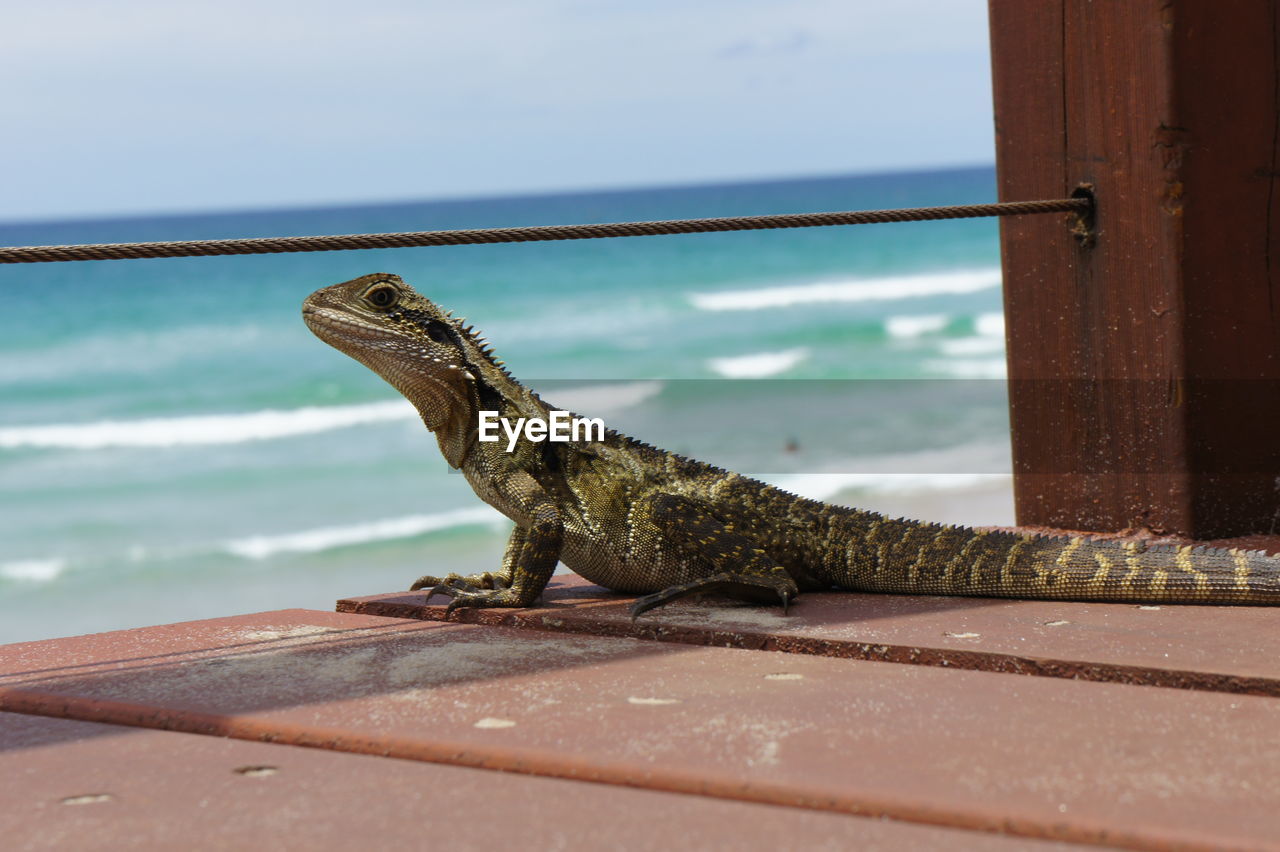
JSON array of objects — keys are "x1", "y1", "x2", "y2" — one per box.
[{"x1": 302, "y1": 305, "x2": 389, "y2": 346}]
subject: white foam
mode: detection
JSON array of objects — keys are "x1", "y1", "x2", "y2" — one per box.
[
  {"x1": 923, "y1": 358, "x2": 1008, "y2": 379},
  {"x1": 707, "y1": 348, "x2": 809, "y2": 379},
  {"x1": 975, "y1": 312, "x2": 1006, "y2": 337},
  {"x1": 0, "y1": 400, "x2": 417, "y2": 450},
  {"x1": 224, "y1": 507, "x2": 506, "y2": 560},
  {"x1": 0, "y1": 558, "x2": 66, "y2": 583},
  {"x1": 688, "y1": 269, "x2": 1001, "y2": 312},
  {"x1": 766, "y1": 472, "x2": 1011, "y2": 502},
  {"x1": 548, "y1": 381, "x2": 664, "y2": 414},
  {"x1": 0, "y1": 380, "x2": 672, "y2": 452},
  {"x1": 938, "y1": 336, "x2": 1005, "y2": 357},
  {"x1": 0, "y1": 324, "x2": 269, "y2": 385},
  {"x1": 885, "y1": 314, "x2": 949, "y2": 338}
]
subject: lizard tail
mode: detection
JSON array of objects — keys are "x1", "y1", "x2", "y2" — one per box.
[{"x1": 853, "y1": 521, "x2": 1280, "y2": 604}]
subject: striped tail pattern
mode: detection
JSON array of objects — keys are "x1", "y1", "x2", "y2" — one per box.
[{"x1": 843, "y1": 518, "x2": 1280, "y2": 604}]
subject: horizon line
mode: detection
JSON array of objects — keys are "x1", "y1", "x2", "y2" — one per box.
[{"x1": 0, "y1": 162, "x2": 997, "y2": 230}]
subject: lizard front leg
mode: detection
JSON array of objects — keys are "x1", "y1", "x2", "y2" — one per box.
[
  {"x1": 421, "y1": 471, "x2": 562, "y2": 615},
  {"x1": 630, "y1": 493, "x2": 798, "y2": 617},
  {"x1": 409, "y1": 525, "x2": 525, "y2": 593}
]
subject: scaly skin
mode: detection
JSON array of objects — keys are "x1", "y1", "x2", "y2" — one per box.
[{"x1": 303, "y1": 273, "x2": 1280, "y2": 615}]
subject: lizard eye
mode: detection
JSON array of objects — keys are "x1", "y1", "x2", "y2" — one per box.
[
  {"x1": 366, "y1": 285, "x2": 398, "y2": 309},
  {"x1": 426, "y1": 322, "x2": 448, "y2": 343}
]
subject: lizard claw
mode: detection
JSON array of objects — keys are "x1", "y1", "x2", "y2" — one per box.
[
  {"x1": 410, "y1": 575, "x2": 446, "y2": 592},
  {"x1": 414, "y1": 583, "x2": 513, "y2": 618},
  {"x1": 420, "y1": 583, "x2": 498, "y2": 619},
  {"x1": 411, "y1": 572, "x2": 510, "y2": 593},
  {"x1": 629, "y1": 591, "x2": 674, "y2": 620},
  {"x1": 630, "y1": 572, "x2": 800, "y2": 619},
  {"x1": 422, "y1": 582, "x2": 462, "y2": 604},
  {"x1": 434, "y1": 586, "x2": 539, "y2": 616}
]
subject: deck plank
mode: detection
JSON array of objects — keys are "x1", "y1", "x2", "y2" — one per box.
[
  {"x1": 4, "y1": 712, "x2": 1049, "y2": 851},
  {"x1": 1, "y1": 609, "x2": 1277, "y2": 849},
  {"x1": 339, "y1": 576, "x2": 1280, "y2": 695}
]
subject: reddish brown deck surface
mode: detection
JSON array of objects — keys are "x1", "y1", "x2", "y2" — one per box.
[
  {"x1": 2, "y1": 587, "x2": 1278, "y2": 850},
  {"x1": 7, "y1": 713, "x2": 1057, "y2": 851},
  {"x1": 343, "y1": 575, "x2": 1280, "y2": 695}
]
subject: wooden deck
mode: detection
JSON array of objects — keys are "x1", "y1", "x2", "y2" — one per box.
[{"x1": 3, "y1": 578, "x2": 1279, "y2": 850}]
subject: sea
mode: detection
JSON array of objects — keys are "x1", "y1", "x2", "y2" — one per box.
[{"x1": 0, "y1": 165, "x2": 1015, "y2": 643}]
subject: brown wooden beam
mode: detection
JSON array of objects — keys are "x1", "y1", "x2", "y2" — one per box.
[{"x1": 989, "y1": 0, "x2": 1280, "y2": 538}]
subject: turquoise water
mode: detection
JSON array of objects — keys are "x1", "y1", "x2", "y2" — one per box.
[{"x1": 0, "y1": 166, "x2": 1012, "y2": 642}]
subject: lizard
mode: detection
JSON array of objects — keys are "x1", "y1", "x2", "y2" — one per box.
[{"x1": 302, "y1": 272, "x2": 1280, "y2": 616}]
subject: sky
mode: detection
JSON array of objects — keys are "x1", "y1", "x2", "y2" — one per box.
[{"x1": 3, "y1": 0, "x2": 994, "y2": 222}]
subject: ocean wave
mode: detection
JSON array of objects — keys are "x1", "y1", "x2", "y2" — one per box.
[
  {"x1": 767, "y1": 472, "x2": 1011, "y2": 502},
  {"x1": 0, "y1": 380, "x2": 669, "y2": 452},
  {"x1": 546, "y1": 380, "x2": 664, "y2": 413},
  {"x1": 885, "y1": 314, "x2": 949, "y2": 339},
  {"x1": 688, "y1": 269, "x2": 1001, "y2": 312},
  {"x1": 0, "y1": 400, "x2": 418, "y2": 450},
  {"x1": 707, "y1": 348, "x2": 809, "y2": 379},
  {"x1": 930, "y1": 310, "x2": 1005, "y2": 360},
  {"x1": 923, "y1": 358, "x2": 1008, "y2": 380},
  {"x1": 0, "y1": 558, "x2": 67, "y2": 583},
  {"x1": 224, "y1": 507, "x2": 507, "y2": 560},
  {"x1": 0, "y1": 324, "x2": 270, "y2": 385},
  {"x1": 937, "y1": 336, "x2": 1005, "y2": 357},
  {"x1": 975, "y1": 312, "x2": 1005, "y2": 337}
]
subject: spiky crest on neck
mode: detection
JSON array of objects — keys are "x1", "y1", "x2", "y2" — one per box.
[{"x1": 302, "y1": 273, "x2": 545, "y2": 468}]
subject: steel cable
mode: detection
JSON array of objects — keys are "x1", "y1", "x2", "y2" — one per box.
[{"x1": 0, "y1": 198, "x2": 1090, "y2": 264}]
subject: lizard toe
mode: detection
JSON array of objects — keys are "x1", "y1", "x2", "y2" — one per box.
[
  {"x1": 629, "y1": 587, "x2": 687, "y2": 619},
  {"x1": 411, "y1": 572, "x2": 496, "y2": 593},
  {"x1": 421, "y1": 582, "x2": 464, "y2": 604},
  {"x1": 409, "y1": 575, "x2": 445, "y2": 592},
  {"x1": 441, "y1": 587, "x2": 537, "y2": 616},
  {"x1": 630, "y1": 572, "x2": 799, "y2": 618}
]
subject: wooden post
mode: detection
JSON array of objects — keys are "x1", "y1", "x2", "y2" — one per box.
[{"x1": 989, "y1": 0, "x2": 1280, "y2": 539}]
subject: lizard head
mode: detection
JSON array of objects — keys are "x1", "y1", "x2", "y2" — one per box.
[{"x1": 303, "y1": 273, "x2": 503, "y2": 433}]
